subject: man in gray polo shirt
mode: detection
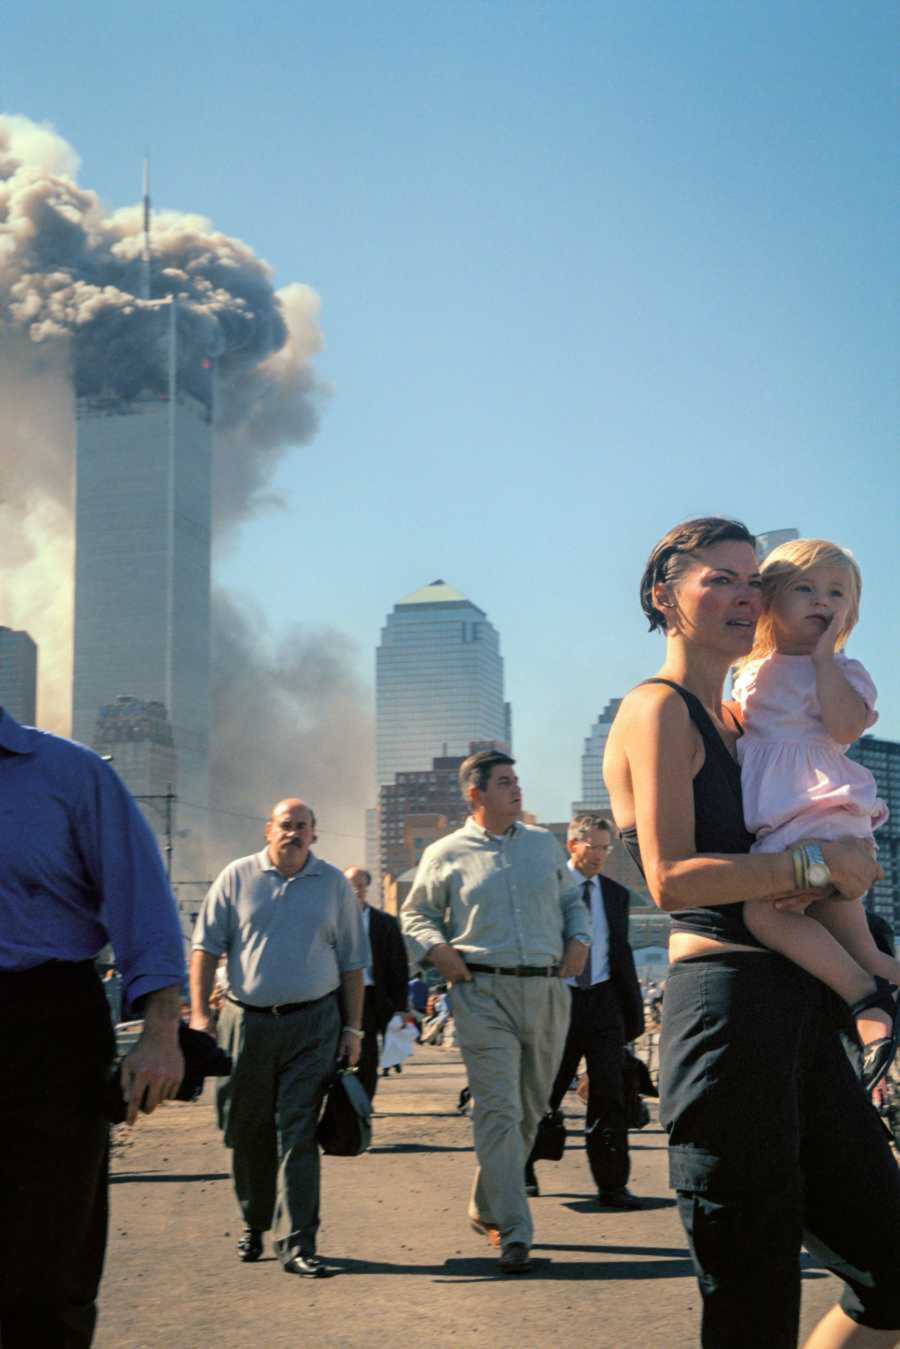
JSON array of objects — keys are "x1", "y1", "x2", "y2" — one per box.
[
  {"x1": 190, "y1": 798, "x2": 368, "y2": 1279},
  {"x1": 401, "y1": 749, "x2": 591, "y2": 1274}
]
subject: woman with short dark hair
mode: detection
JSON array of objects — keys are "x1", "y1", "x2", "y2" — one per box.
[{"x1": 604, "y1": 517, "x2": 898, "y2": 1349}]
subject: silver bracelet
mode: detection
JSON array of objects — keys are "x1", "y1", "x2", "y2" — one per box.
[{"x1": 342, "y1": 1025, "x2": 365, "y2": 1039}]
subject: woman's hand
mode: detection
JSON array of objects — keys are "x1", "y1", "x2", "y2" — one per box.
[{"x1": 820, "y1": 838, "x2": 882, "y2": 901}]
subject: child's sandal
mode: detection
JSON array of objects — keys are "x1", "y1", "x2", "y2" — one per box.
[{"x1": 850, "y1": 977, "x2": 899, "y2": 1094}]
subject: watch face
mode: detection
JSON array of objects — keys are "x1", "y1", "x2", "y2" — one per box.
[{"x1": 808, "y1": 863, "x2": 829, "y2": 887}]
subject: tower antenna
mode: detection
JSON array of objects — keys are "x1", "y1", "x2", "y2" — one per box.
[{"x1": 140, "y1": 154, "x2": 151, "y2": 300}]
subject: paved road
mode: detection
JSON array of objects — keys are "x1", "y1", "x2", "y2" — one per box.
[{"x1": 98, "y1": 1045, "x2": 842, "y2": 1348}]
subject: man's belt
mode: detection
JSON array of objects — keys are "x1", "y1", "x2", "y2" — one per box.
[
  {"x1": 466, "y1": 962, "x2": 560, "y2": 978},
  {"x1": 226, "y1": 990, "x2": 334, "y2": 1016}
]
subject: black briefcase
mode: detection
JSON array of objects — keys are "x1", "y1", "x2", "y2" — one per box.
[
  {"x1": 317, "y1": 1069, "x2": 372, "y2": 1157},
  {"x1": 104, "y1": 1024, "x2": 233, "y2": 1123},
  {"x1": 530, "y1": 1107, "x2": 567, "y2": 1161},
  {"x1": 623, "y1": 1047, "x2": 658, "y2": 1130}
]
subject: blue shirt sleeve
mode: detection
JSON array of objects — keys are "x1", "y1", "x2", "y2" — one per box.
[{"x1": 75, "y1": 756, "x2": 186, "y2": 1006}]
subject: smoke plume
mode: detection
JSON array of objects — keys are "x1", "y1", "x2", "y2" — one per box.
[
  {"x1": 206, "y1": 593, "x2": 373, "y2": 874},
  {"x1": 1, "y1": 114, "x2": 371, "y2": 867}
]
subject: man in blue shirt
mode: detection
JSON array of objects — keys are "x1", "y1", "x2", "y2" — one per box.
[{"x1": 0, "y1": 707, "x2": 186, "y2": 1348}]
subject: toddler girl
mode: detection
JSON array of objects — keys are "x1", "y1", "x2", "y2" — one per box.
[{"x1": 732, "y1": 538, "x2": 898, "y2": 1089}]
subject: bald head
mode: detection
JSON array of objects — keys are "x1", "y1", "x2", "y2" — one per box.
[
  {"x1": 344, "y1": 866, "x2": 371, "y2": 908},
  {"x1": 265, "y1": 798, "x2": 317, "y2": 876}
]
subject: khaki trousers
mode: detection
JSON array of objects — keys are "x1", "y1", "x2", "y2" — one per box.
[{"x1": 452, "y1": 972, "x2": 570, "y2": 1247}]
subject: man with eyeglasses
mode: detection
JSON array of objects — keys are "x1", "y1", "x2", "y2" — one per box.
[
  {"x1": 527, "y1": 815, "x2": 645, "y2": 1209},
  {"x1": 190, "y1": 798, "x2": 368, "y2": 1278}
]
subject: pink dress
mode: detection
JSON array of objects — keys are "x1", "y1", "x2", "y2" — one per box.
[{"x1": 732, "y1": 652, "x2": 888, "y2": 854}]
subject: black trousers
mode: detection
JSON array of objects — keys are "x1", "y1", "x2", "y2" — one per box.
[
  {"x1": 357, "y1": 987, "x2": 383, "y2": 1104},
  {"x1": 661, "y1": 951, "x2": 900, "y2": 1348},
  {"x1": 547, "y1": 981, "x2": 628, "y2": 1191},
  {"x1": 0, "y1": 961, "x2": 115, "y2": 1349}
]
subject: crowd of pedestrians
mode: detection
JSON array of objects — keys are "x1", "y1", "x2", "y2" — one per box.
[{"x1": 2, "y1": 517, "x2": 898, "y2": 1349}]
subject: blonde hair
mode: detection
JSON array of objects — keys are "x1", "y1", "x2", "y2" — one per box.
[{"x1": 747, "y1": 538, "x2": 861, "y2": 662}]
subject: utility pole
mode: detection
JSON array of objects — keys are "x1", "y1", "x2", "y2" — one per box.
[{"x1": 132, "y1": 784, "x2": 176, "y2": 882}]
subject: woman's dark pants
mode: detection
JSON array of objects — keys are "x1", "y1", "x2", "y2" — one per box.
[
  {"x1": 660, "y1": 951, "x2": 900, "y2": 1348},
  {"x1": 0, "y1": 962, "x2": 114, "y2": 1348}
]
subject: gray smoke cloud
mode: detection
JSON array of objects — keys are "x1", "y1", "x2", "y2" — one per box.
[
  {"x1": 0, "y1": 115, "x2": 371, "y2": 867},
  {"x1": 0, "y1": 114, "x2": 326, "y2": 529},
  {"x1": 207, "y1": 592, "x2": 373, "y2": 873}
]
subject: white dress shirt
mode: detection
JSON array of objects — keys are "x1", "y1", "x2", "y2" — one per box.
[
  {"x1": 564, "y1": 861, "x2": 611, "y2": 988},
  {"x1": 361, "y1": 905, "x2": 374, "y2": 987}
]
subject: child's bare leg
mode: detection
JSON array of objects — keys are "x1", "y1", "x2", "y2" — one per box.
[
  {"x1": 743, "y1": 899, "x2": 893, "y2": 1046},
  {"x1": 806, "y1": 896, "x2": 899, "y2": 1043},
  {"x1": 807, "y1": 896, "x2": 900, "y2": 986}
]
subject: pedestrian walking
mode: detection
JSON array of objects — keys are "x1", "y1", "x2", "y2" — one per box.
[
  {"x1": 401, "y1": 748, "x2": 591, "y2": 1274},
  {"x1": 343, "y1": 866, "x2": 409, "y2": 1102},
  {"x1": 190, "y1": 798, "x2": 369, "y2": 1279},
  {"x1": 0, "y1": 706, "x2": 185, "y2": 1347},
  {"x1": 526, "y1": 814, "x2": 645, "y2": 1207},
  {"x1": 604, "y1": 517, "x2": 898, "y2": 1347}
]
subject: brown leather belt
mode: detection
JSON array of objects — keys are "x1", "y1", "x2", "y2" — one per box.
[
  {"x1": 466, "y1": 963, "x2": 560, "y2": 978},
  {"x1": 227, "y1": 990, "x2": 334, "y2": 1016}
]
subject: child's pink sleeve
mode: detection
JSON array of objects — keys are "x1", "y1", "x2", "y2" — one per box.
[{"x1": 839, "y1": 657, "x2": 879, "y2": 728}]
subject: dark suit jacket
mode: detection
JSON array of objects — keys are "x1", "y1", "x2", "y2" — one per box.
[
  {"x1": 597, "y1": 875, "x2": 645, "y2": 1043},
  {"x1": 366, "y1": 906, "x2": 410, "y2": 1032}
]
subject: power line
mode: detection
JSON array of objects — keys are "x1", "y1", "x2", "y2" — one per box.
[{"x1": 176, "y1": 797, "x2": 365, "y2": 842}]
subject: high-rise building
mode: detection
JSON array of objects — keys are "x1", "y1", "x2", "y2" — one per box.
[
  {"x1": 0, "y1": 627, "x2": 37, "y2": 724},
  {"x1": 373, "y1": 581, "x2": 510, "y2": 881},
  {"x1": 93, "y1": 694, "x2": 176, "y2": 850},
  {"x1": 572, "y1": 698, "x2": 622, "y2": 815},
  {"x1": 847, "y1": 734, "x2": 900, "y2": 936},
  {"x1": 72, "y1": 303, "x2": 213, "y2": 876},
  {"x1": 755, "y1": 528, "x2": 799, "y2": 560},
  {"x1": 380, "y1": 749, "x2": 469, "y2": 881},
  {"x1": 376, "y1": 580, "x2": 510, "y2": 788}
]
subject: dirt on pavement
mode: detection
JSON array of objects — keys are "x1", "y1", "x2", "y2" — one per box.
[{"x1": 97, "y1": 1045, "x2": 841, "y2": 1349}]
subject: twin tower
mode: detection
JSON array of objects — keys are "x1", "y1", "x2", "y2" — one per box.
[{"x1": 72, "y1": 307, "x2": 212, "y2": 880}]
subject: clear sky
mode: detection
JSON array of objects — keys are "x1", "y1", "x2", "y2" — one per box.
[{"x1": 5, "y1": 1, "x2": 898, "y2": 837}]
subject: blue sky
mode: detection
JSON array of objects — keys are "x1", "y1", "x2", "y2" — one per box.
[{"x1": 5, "y1": 1, "x2": 898, "y2": 828}]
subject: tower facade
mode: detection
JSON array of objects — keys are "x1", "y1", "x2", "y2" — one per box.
[
  {"x1": 0, "y1": 627, "x2": 37, "y2": 725},
  {"x1": 847, "y1": 734, "x2": 900, "y2": 935},
  {"x1": 72, "y1": 303, "x2": 212, "y2": 874},
  {"x1": 375, "y1": 579, "x2": 510, "y2": 788},
  {"x1": 373, "y1": 580, "x2": 510, "y2": 886},
  {"x1": 93, "y1": 695, "x2": 177, "y2": 856},
  {"x1": 572, "y1": 698, "x2": 622, "y2": 815}
]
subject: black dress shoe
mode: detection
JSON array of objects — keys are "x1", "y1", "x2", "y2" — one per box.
[
  {"x1": 283, "y1": 1252, "x2": 335, "y2": 1278},
  {"x1": 596, "y1": 1186, "x2": 643, "y2": 1210},
  {"x1": 524, "y1": 1160, "x2": 539, "y2": 1197},
  {"x1": 498, "y1": 1242, "x2": 532, "y2": 1274},
  {"x1": 237, "y1": 1228, "x2": 263, "y2": 1262}
]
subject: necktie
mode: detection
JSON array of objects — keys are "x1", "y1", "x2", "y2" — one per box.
[{"x1": 576, "y1": 879, "x2": 593, "y2": 989}]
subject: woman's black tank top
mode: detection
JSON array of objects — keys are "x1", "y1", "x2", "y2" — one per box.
[{"x1": 620, "y1": 678, "x2": 764, "y2": 948}]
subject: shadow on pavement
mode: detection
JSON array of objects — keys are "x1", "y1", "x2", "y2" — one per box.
[
  {"x1": 326, "y1": 1253, "x2": 698, "y2": 1282},
  {"x1": 368, "y1": 1143, "x2": 474, "y2": 1154},
  {"x1": 561, "y1": 1196, "x2": 676, "y2": 1213},
  {"x1": 376, "y1": 1111, "x2": 465, "y2": 1119},
  {"x1": 110, "y1": 1172, "x2": 230, "y2": 1184}
]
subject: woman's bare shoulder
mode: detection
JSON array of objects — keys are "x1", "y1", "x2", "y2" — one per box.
[{"x1": 617, "y1": 681, "x2": 692, "y2": 730}]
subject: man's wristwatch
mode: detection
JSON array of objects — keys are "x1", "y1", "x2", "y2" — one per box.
[
  {"x1": 803, "y1": 843, "x2": 831, "y2": 888},
  {"x1": 342, "y1": 1025, "x2": 365, "y2": 1039}
]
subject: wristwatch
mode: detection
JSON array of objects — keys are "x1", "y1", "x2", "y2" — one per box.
[{"x1": 804, "y1": 843, "x2": 831, "y2": 888}]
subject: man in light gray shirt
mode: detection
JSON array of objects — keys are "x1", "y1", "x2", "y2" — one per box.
[
  {"x1": 190, "y1": 798, "x2": 369, "y2": 1279},
  {"x1": 401, "y1": 749, "x2": 591, "y2": 1274}
]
